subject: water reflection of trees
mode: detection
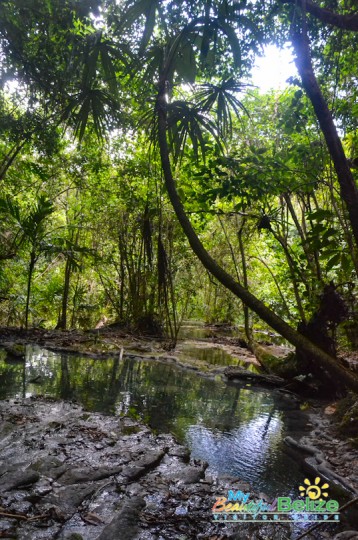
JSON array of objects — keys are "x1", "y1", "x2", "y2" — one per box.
[
  {"x1": 0, "y1": 347, "x2": 305, "y2": 495},
  {"x1": 0, "y1": 350, "x2": 283, "y2": 435},
  {"x1": 0, "y1": 358, "x2": 25, "y2": 399}
]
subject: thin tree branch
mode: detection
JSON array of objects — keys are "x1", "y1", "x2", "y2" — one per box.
[{"x1": 282, "y1": 0, "x2": 358, "y2": 31}]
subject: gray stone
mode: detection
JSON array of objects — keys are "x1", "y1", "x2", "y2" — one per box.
[
  {"x1": 121, "y1": 465, "x2": 146, "y2": 481},
  {"x1": 43, "y1": 482, "x2": 100, "y2": 515},
  {"x1": 97, "y1": 496, "x2": 145, "y2": 540},
  {"x1": 8, "y1": 500, "x2": 32, "y2": 514},
  {"x1": 2, "y1": 468, "x2": 40, "y2": 491},
  {"x1": 168, "y1": 446, "x2": 190, "y2": 461},
  {"x1": 334, "y1": 532, "x2": 358, "y2": 540},
  {"x1": 58, "y1": 466, "x2": 122, "y2": 485},
  {"x1": 0, "y1": 397, "x2": 299, "y2": 540},
  {"x1": 169, "y1": 465, "x2": 205, "y2": 484},
  {"x1": 122, "y1": 449, "x2": 165, "y2": 481},
  {"x1": 135, "y1": 449, "x2": 166, "y2": 468},
  {"x1": 31, "y1": 456, "x2": 67, "y2": 479}
]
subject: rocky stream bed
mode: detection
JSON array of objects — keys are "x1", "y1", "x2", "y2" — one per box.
[
  {"x1": 0, "y1": 326, "x2": 357, "y2": 539},
  {"x1": 0, "y1": 396, "x2": 297, "y2": 540}
]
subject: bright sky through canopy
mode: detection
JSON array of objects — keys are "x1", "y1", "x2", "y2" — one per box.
[{"x1": 251, "y1": 45, "x2": 298, "y2": 91}]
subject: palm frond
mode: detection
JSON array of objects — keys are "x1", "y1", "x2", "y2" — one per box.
[
  {"x1": 0, "y1": 195, "x2": 21, "y2": 223},
  {"x1": 117, "y1": 0, "x2": 159, "y2": 54},
  {"x1": 195, "y1": 78, "x2": 250, "y2": 138},
  {"x1": 62, "y1": 87, "x2": 120, "y2": 141},
  {"x1": 167, "y1": 100, "x2": 224, "y2": 162}
]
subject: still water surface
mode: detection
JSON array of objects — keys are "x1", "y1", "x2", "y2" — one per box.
[{"x1": 0, "y1": 345, "x2": 307, "y2": 497}]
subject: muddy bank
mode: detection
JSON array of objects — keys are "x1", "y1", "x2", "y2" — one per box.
[{"x1": 0, "y1": 327, "x2": 153, "y2": 360}]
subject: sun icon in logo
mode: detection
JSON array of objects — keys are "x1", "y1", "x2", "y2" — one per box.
[{"x1": 299, "y1": 477, "x2": 329, "y2": 500}]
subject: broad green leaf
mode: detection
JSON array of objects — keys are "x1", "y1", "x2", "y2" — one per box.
[
  {"x1": 217, "y1": 20, "x2": 241, "y2": 68},
  {"x1": 308, "y1": 209, "x2": 334, "y2": 221},
  {"x1": 176, "y1": 43, "x2": 196, "y2": 83},
  {"x1": 326, "y1": 252, "x2": 341, "y2": 272}
]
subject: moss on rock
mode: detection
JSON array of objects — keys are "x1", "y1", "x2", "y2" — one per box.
[{"x1": 254, "y1": 344, "x2": 300, "y2": 378}]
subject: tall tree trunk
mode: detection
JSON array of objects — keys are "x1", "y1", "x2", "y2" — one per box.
[
  {"x1": 218, "y1": 215, "x2": 250, "y2": 338},
  {"x1": 156, "y1": 82, "x2": 358, "y2": 393},
  {"x1": 270, "y1": 229, "x2": 307, "y2": 324},
  {"x1": 0, "y1": 141, "x2": 26, "y2": 181},
  {"x1": 237, "y1": 221, "x2": 252, "y2": 344},
  {"x1": 58, "y1": 256, "x2": 72, "y2": 330},
  {"x1": 328, "y1": 182, "x2": 358, "y2": 276},
  {"x1": 25, "y1": 251, "x2": 36, "y2": 330},
  {"x1": 119, "y1": 256, "x2": 125, "y2": 320},
  {"x1": 283, "y1": 192, "x2": 322, "y2": 281},
  {"x1": 292, "y1": 24, "x2": 358, "y2": 250}
]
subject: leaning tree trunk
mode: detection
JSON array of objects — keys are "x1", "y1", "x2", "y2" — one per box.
[{"x1": 156, "y1": 81, "x2": 358, "y2": 394}]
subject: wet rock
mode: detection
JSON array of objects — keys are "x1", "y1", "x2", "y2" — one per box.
[
  {"x1": 135, "y1": 449, "x2": 166, "y2": 468},
  {"x1": 174, "y1": 504, "x2": 188, "y2": 515},
  {"x1": 125, "y1": 482, "x2": 145, "y2": 497},
  {"x1": 286, "y1": 404, "x2": 358, "y2": 499},
  {"x1": 1, "y1": 396, "x2": 352, "y2": 540},
  {"x1": 2, "y1": 468, "x2": 40, "y2": 491},
  {"x1": 17, "y1": 524, "x2": 62, "y2": 540},
  {"x1": 167, "y1": 446, "x2": 190, "y2": 462},
  {"x1": 333, "y1": 533, "x2": 358, "y2": 540},
  {"x1": 8, "y1": 500, "x2": 32, "y2": 513},
  {"x1": 97, "y1": 496, "x2": 145, "y2": 540},
  {"x1": 122, "y1": 449, "x2": 165, "y2": 481},
  {"x1": 168, "y1": 465, "x2": 206, "y2": 484},
  {"x1": 224, "y1": 365, "x2": 284, "y2": 386},
  {"x1": 0, "y1": 420, "x2": 18, "y2": 439},
  {"x1": 58, "y1": 465, "x2": 123, "y2": 485},
  {"x1": 33, "y1": 483, "x2": 53, "y2": 497},
  {"x1": 31, "y1": 456, "x2": 67, "y2": 479},
  {"x1": 42, "y1": 482, "x2": 101, "y2": 516},
  {"x1": 121, "y1": 465, "x2": 147, "y2": 482}
]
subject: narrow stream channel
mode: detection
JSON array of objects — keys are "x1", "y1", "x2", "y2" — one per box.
[{"x1": 0, "y1": 344, "x2": 309, "y2": 500}]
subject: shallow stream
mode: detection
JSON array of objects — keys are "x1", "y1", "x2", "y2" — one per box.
[{"x1": 0, "y1": 343, "x2": 308, "y2": 499}]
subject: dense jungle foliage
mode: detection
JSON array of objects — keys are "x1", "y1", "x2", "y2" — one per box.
[{"x1": 1, "y1": 0, "x2": 358, "y2": 389}]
